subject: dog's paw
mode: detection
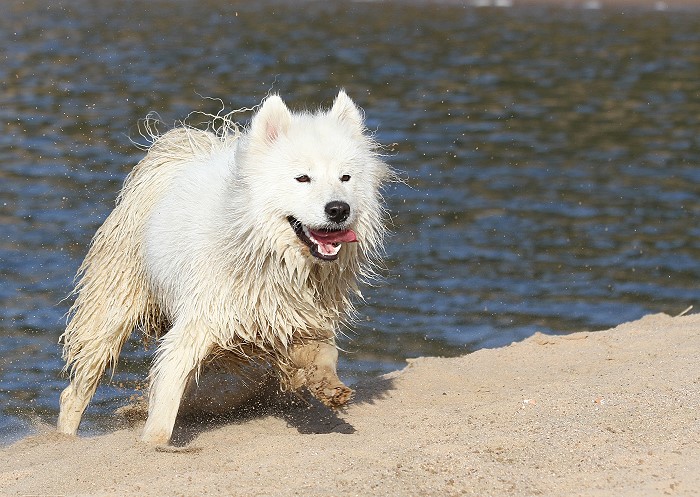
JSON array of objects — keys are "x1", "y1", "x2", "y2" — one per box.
[
  {"x1": 140, "y1": 429, "x2": 171, "y2": 446},
  {"x1": 325, "y1": 384, "x2": 354, "y2": 407},
  {"x1": 310, "y1": 380, "x2": 354, "y2": 408}
]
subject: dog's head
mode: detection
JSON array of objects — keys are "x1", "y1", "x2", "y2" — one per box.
[{"x1": 238, "y1": 91, "x2": 389, "y2": 265}]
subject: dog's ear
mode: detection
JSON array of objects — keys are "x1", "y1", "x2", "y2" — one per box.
[
  {"x1": 250, "y1": 94, "x2": 292, "y2": 144},
  {"x1": 331, "y1": 90, "x2": 364, "y2": 135}
]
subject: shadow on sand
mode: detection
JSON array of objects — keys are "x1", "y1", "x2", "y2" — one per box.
[{"x1": 113, "y1": 370, "x2": 397, "y2": 448}]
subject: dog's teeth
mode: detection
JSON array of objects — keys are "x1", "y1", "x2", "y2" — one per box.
[
  {"x1": 324, "y1": 243, "x2": 342, "y2": 256},
  {"x1": 302, "y1": 225, "x2": 313, "y2": 241}
]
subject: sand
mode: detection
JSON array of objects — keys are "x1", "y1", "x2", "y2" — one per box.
[{"x1": 1, "y1": 312, "x2": 698, "y2": 496}]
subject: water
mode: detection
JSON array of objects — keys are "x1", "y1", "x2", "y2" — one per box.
[{"x1": 1, "y1": 0, "x2": 699, "y2": 443}]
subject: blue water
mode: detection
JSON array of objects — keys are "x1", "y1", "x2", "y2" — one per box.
[{"x1": 2, "y1": 0, "x2": 699, "y2": 443}]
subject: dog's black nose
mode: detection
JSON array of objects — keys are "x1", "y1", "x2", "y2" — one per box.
[{"x1": 325, "y1": 201, "x2": 350, "y2": 223}]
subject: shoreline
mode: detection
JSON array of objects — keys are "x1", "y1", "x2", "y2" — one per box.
[{"x1": 1, "y1": 313, "x2": 699, "y2": 496}]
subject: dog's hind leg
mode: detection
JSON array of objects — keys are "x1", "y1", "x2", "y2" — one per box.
[
  {"x1": 57, "y1": 310, "x2": 142, "y2": 435},
  {"x1": 57, "y1": 256, "x2": 154, "y2": 435},
  {"x1": 289, "y1": 340, "x2": 353, "y2": 408},
  {"x1": 58, "y1": 208, "x2": 155, "y2": 435},
  {"x1": 141, "y1": 321, "x2": 215, "y2": 445}
]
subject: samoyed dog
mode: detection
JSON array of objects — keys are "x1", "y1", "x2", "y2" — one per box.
[{"x1": 57, "y1": 91, "x2": 391, "y2": 445}]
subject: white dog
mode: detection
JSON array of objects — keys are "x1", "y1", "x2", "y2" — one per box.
[{"x1": 57, "y1": 91, "x2": 390, "y2": 445}]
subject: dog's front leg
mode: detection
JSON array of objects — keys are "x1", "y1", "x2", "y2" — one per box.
[
  {"x1": 141, "y1": 322, "x2": 214, "y2": 445},
  {"x1": 289, "y1": 340, "x2": 353, "y2": 408}
]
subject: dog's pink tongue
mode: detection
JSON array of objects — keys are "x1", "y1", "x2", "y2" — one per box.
[{"x1": 308, "y1": 229, "x2": 358, "y2": 244}]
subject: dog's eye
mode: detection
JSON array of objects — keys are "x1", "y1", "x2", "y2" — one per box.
[
  {"x1": 340, "y1": 174, "x2": 351, "y2": 182},
  {"x1": 295, "y1": 175, "x2": 311, "y2": 183}
]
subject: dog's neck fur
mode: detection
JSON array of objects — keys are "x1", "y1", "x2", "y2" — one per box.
[{"x1": 206, "y1": 215, "x2": 362, "y2": 354}]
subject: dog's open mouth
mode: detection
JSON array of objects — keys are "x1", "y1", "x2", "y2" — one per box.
[{"x1": 288, "y1": 216, "x2": 357, "y2": 261}]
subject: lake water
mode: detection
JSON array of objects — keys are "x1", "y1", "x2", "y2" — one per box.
[{"x1": 1, "y1": 0, "x2": 699, "y2": 443}]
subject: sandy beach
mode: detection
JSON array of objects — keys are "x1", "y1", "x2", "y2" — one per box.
[{"x1": 1, "y1": 312, "x2": 698, "y2": 496}]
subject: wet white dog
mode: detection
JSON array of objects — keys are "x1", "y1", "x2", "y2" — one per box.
[{"x1": 57, "y1": 91, "x2": 391, "y2": 445}]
